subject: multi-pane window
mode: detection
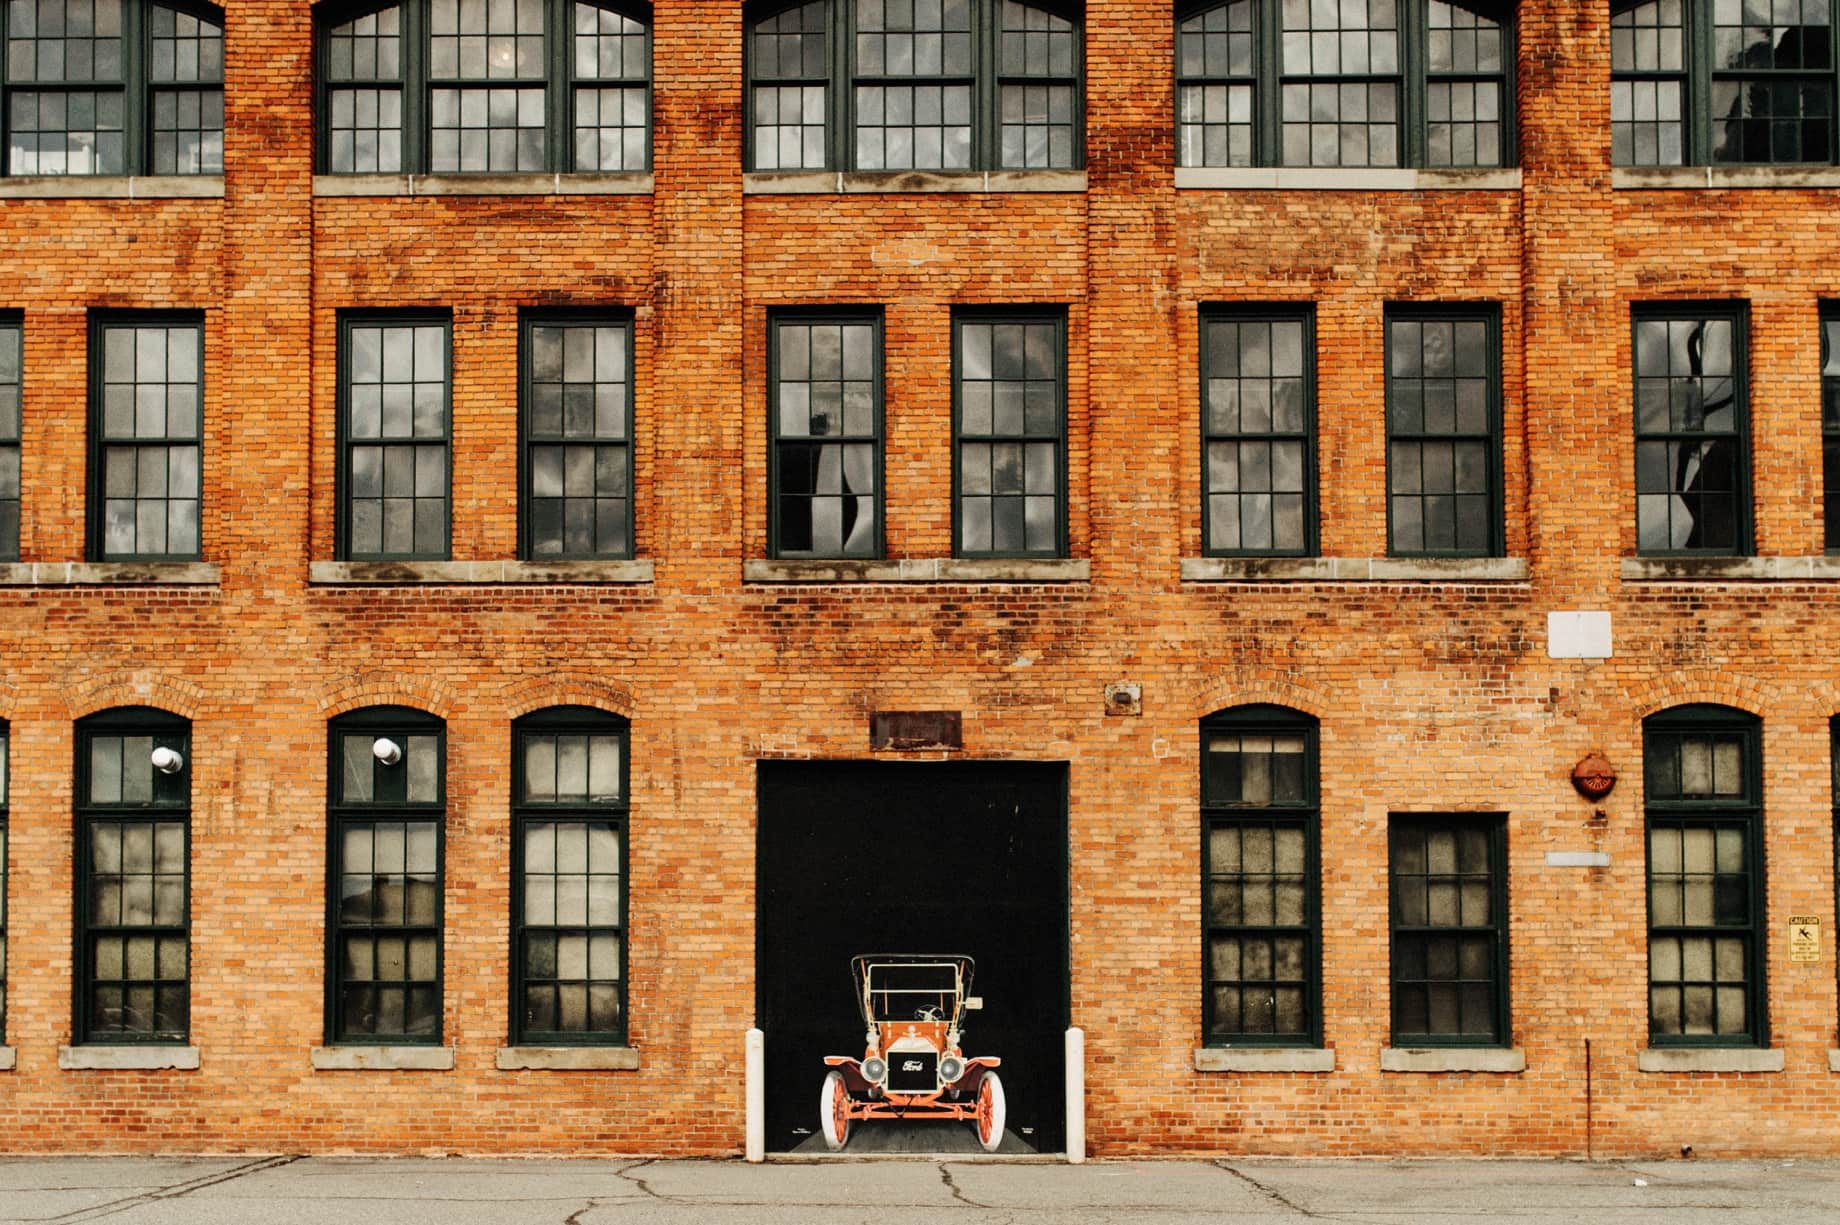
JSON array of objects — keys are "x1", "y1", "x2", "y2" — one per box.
[
  {"x1": 328, "y1": 707, "x2": 444, "y2": 1044},
  {"x1": 1645, "y1": 706, "x2": 1765, "y2": 1045},
  {"x1": 319, "y1": 0, "x2": 650, "y2": 174},
  {"x1": 769, "y1": 312, "x2": 880, "y2": 558},
  {"x1": 0, "y1": 725, "x2": 8, "y2": 1039},
  {"x1": 74, "y1": 708, "x2": 189, "y2": 1043},
  {"x1": 339, "y1": 314, "x2": 449, "y2": 560},
  {"x1": 90, "y1": 315, "x2": 202, "y2": 561},
  {"x1": 1632, "y1": 303, "x2": 1749, "y2": 555},
  {"x1": 0, "y1": 318, "x2": 19, "y2": 561},
  {"x1": 954, "y1": 310, "x2": 1064, "y2": 557},
  {"x1": 3, "y1": 0, "x2": 223, "y2": 175},
  {"x1": 1822, "y1": 307, "x2": 1840, "y2": 551},
  {"x1": 1388, "y1": 815, "x2": 1508, "y2": 1045},
  {"x1": 1176, "y1": 0, "x2": 1511, "y2": 168},
  {"x1": 1613, "y1": 0, "x2": 1836, "y2": 167},
  {"x1": 1384, "y1": 305, "x2": 1501, "y2": 556},
  {"x1": 745, "y1": 0, "x2": 1082, "y2": 171},
  {"x1": 522, "y1": 315, "x2": 633, "y2": 559},
  {"x1": 513, "y1": 708, "x2": 627, "y2": 1044},
  {"x1": 1202, "y1": 706, "x2": 1319, "y2": 1045},
  {"x1": 1201, "y1": 307, "x2": 1314, "y2": 556}
]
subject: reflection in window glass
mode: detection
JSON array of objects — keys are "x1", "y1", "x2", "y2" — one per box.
[
  {"x1": 1385, "y1": 307, "x2": 1498, "y2": 556},
  {"x1": 1632, "y1": 307, "x2": 1747, "y2": 555},
  {"x1": 94, "y1": 319, "x2": 202, "y2": 560},
  {"x1": 771, "y1": 316, "x2": 879, "y2": 558},
  {"x1": 1389, "y1": 817, "x2": 1505, "y2": 1043},
  {"x1": 1203, "y1": 310, "x2": 1313, "y2": 555},
  {"x1": 524, "y1": 318, "x2": 632, "y2": 559},
  {"x1": 342, "y1": 318, "x2": 449, "y2": 560},
  {"x1": 955, "y1": 314, "x2": 1063, "y2": 556},
  {"x1": 0, "y1": 322, "x2": 20, "y2": 561}
]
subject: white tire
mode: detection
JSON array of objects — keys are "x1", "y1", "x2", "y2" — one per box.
[
  {"x1": 974, "y1": 1070, "x2": 1006, "y2": 1152},
  {"x1": 819, "y1": 1069, "x2": 852, "y2": 1151}
]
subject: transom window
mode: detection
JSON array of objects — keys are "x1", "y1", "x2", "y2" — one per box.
[
  {"x1": 1176, "y1": 0, "x2": 1511, "y2": 168},
  {"x1": 746, "y1": 0, "x2": 1083, "y2": 171},
  {"x1": 1201, "y1": 306, "x2": 1315, "y2": 556},
  {"x1": 1632, "y1": 303, "x2": 1749, "y2": 556},
  {"x1": 1388, "y1": 815, "x2": 1508, "y2": 1045},
  {"x1": 522, "y1": 313, "x2": 633, "y2": 559},
  {"x1": 319, "y1": 0, "x2": 651, "y2": 174},
  {"x1": 769, "y1": 311, "x2": 881, "y2": 558},
  {"x1": 1613, "y1": 0, "x2": 1836, "y2": 166},
  {"x1": 338, "y1": 313, "x2": 450, "y2": 561},
  {"x1": 1384, "y1": 304, "x2": 1502, "y2": 556},
  {"x1": 954, "y1": 309, "x2": 1065, "y2": 557},
  {"x1": 90, "y1": 314, "x2": 203, "y2": 562}
]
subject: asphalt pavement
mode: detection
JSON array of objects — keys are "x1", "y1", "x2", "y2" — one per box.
[{"x1": 4, "y1": 1153, "x2": 1840, "y2": 1224}]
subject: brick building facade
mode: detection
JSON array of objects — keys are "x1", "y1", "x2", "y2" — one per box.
[{"x1": 0, "y1": 0, "x2": 1836, "y2": 1159}]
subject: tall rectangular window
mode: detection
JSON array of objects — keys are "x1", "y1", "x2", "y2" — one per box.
[
  {"x1": 1388, "y1": 815, "x2": 1508, "y2": 1045},
  {"x1": 1633, "y1": 304, "x2": 1749, "y2": 556},
  {"x1": 0, "y1": 725, "x2": 8, "y2": 1039},
  {"x1": 522, "y1": 314, "x2": 633, "y2": 560},
  {"x1": 74, "y1": 709, "x2": 190, "y2": 1044},
  {"x1": 954, "y1": 309, "x2": 1064, "y2": 557},
  {"x1": 512, "y1": 708, "x2": 627, "y2": 1044},
  {"x1": 1202, "y1": 306, "x2": 1314, "y2": 556},
  {"x1": 1384, "y1": 304, "x2": 1501, "y2": 556},
  {"x1": 1202, "y1": 706, "x2": 1319, "y2": 1045},
  {"x1": 1822, "y1": 307, "x2": 1840, "y2": 552},
  {"x1": 769, "y1": 312, "x2": 880, "y2": 558},
  {"x1": 0, "y1": 317, "x2": 20, "y2": 562},
  {"x1": 90, "y1": 314, "x2": 202, "y2": 561},
  {"x1": 1645, "y1": 706, "x2": 1765, "y2": 1045},
  {"x1": 328, "y1": 707, "x2": 444, "y2": 1044},
  {"x1": 339, "y1": 314, "x2": 450, "y2": 560}
]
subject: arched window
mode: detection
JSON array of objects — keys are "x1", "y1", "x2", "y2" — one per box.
[
  {"x1": 318, "y1": 0, "x2": 650, "y2": 174},
  {"x1": 3, "y1": 0, "x2": 223, "y2": 175},
  {"x1": 746, "y1": 0, "x2": 1083, "y2": 172},
  {"x1": 1175, "y1": 0, "x2": 1511, "y2": 168}
]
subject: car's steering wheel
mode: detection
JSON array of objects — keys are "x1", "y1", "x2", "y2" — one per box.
[{"x1": 914, "y1": 1005, "x2": 943, "y2": 1022}]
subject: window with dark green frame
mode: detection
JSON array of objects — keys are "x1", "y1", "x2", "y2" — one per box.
[
  {"x1": 1384, "y1": 304, "x2": 1501, "y2": 557},
  {"x1": 1633, "y1": 303, "x2": 1749, "y2": 556},
  {"x1": 769, "y1": 311, "x2": 881, "y2": 559},
  {"x1": 3, "y1": 0, "x2": 223, "y2": 175},
  {"x1": 1388, "y1": 814, "x2": 1508, "y2": 1045},
  {"x1": 745, "y1": 0, "x2": 1082, "y2": 171},
  {"x1": 74, "y1": 707, "x2": 189, "y2": 1044},
  {"x1": 1821, "y1": 305, "x2": 1840, "y2": 551},
  {"x1": 1612, "y1": 0, "x2": 1837, "y2": 167},
  {"x1": 0, "y1": 316, "x2": 20, "y2": 562},
  {"x1": 954, "y1": 309, "x2": 1064, "y2": 557},
  {"x1": 1201, "y1": 305, "x2": 1314, "y2": 556},
  {"x1": 512, "y1": 707, "x2": 627, "y2": 1045},
  {"x1": 1202, "y1": 705, "x2": 1319, "y2": 1046},
  {"x1": 521, "y1": 313, "x2": 633, "y2": 559},
  {"x1": 318, "y1": 0, "x2": 651, "y2": 174},
  {"x1": 1645, "y1": 705, "x2": 1765, "y2": 1046},
  {"x1": 90, "y1": 313, "x2": 202, "y2": 562},
  {"x1": 1175, "y1": 0, "x2": 1512, "y2": 168},
  {"x1": 338, "y1": 312, "x2": 450, "y2": 561},
  {"x1": 327, "y1": 706, "x2": 444, "y2": 1044},
  {"x1": 0, "y1": 723, "x2": 9, "y2": 1041}
]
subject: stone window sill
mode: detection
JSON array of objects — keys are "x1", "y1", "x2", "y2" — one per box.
[
  {"x1": 1175, "y1": 167, "x2": 1520, "y2": 191},
  {"x1": 1622, "y1": 556, "x2": 1840, "y2": 581},
  {"x1": 0, "y1": 562, "x2": 220, "y2": 586},
  {"x1": 1194, "y1": 1047, "x2": 1334, "y2": 1073},
  {"x1": 1637, "y1": 1047, "x2": 1783, "y2": 1073},
  {"x1": 1380, "y1": 1047, "x2": 1525, "y2": 1073},
  {"x1": 0, "y1": 1046, "x2": 15, "y2": 1070},
  {"x1": 0, "y1": 175, "x2": 223, "y2": 199},
  {"x1": 310, "y1": 560, "x2": 653, "y2": 585},
  {"x1": 744, "y1": 558, "x2": 1090, "y2": 583},
  {"x1": 743, "y1": 169, "x2": 1086, "y2": 195},
  {"x1": 311, "y1": 1045, "x2": 455, "y2": 1071},
  {"x1": 1182, "y1": 556, "x2": 1528, "y2": 582},
  {"x1": 60, "y1": 1045, "x2": 200, "y2": 1070},
  {"x1": 314, "y1": 172, "x2": 652, "y2": 197},
  {"x1": 1827, "y1": 1050, "x2": 1840, "y2": 1072},
  {"x1": 496, "y1": 1046, "x2": 640, "y2": 1071},
  {"x1": 1614, "y1": 165, "x2": 1840, "y2": 191}
]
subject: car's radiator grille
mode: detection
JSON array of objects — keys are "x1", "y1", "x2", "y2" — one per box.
[{"x1": 888, "y1": 1051, "x2": 937, "y2": 1092}]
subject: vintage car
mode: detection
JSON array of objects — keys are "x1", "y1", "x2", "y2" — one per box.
[{"x1": 819, "y1": 954, "x2": 1005, "y2": 1152}]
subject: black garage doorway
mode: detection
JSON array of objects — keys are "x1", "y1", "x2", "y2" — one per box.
[{"x1": 757, "y1": 761, "x2": 1069, "y2": 1154}]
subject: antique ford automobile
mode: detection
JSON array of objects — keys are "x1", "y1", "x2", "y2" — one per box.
[{"x1": 819, "y1": 954, "x2": 1005, "y2": 1151}]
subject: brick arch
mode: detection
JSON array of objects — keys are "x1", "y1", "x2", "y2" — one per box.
[
  {"x1": 1191, "y1": 667, "x2": 1329, "y2": 723},
  {"x1": 500, "y1": 673, "x2": 637, "y2": 721},
  {"x1": 63, "y1": 671, "x2": 207, "y2": 721},
  {"x1": 1627, "y1": 669, "x2": 1770, "y2": 725},
  {"x1": 316, "y1": 671, "x2": 458, "y2": 721}
]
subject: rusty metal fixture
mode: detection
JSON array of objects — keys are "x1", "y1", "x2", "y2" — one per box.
[{"x1": 1572, "y1": 753, "x2": 1616, "y2": 801}]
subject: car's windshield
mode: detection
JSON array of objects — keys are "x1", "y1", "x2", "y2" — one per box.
[{"x1": 863, "y1": 961, "x2": 960, "y2": 1023}]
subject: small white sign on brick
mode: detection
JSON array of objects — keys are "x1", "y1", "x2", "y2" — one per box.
[{"x1": 1548, "y1": 610, "x2": 1612, "y2": 659}]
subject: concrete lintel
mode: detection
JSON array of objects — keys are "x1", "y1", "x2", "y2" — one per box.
[
  {"x1": 0, "y1": 562, "x2": 221, "y2": 586},
  {"x1": 744, "y1": 170, "x2": 1088, "y2": 195},
  {"x1": 1380, "y1": 1047, "x2": 1525, "y2": 1073},
  {"x1": 310, "y1": 560, "x2": 653, "y2": 585},
  {"x1": 0, "y1": 1046, "x2": 14, "y2": 1070},
  {"x1": 1181, "y1": 556, "x2": 1527, "y2": 582},
  {"x1": 495, "y1": 1046, "x2": 640, "y2": 1071},
  {"x1": 1194, "y1": 1047, "x2": 1335, "y2": 1073},
  {"x1": 1175, "y1": 166, "x2": 1521, "y2": 191},
  {"x1": 311, "y1": 1045, "x2": 455, "y2": 1071},
  {"x1": 0, "y1": 175, "x2": 224, "y2": 199},
  {"x1": 1613, "y1": 165, "x2": 1840, "y2": 191},
  {"x1": 1828, "y1": 1049, "x2": 1840, "y2": 1072},
  {"x1": 1637, "y1": 1047, "x2": 1784, "y2": 1073},
  {"x1": 314, "y1": 173, "x2": 652, "y2": 197},
  {"x1": 59, "y1": 1045, "x2": 200, "y2": 1070},
  {"x1": 744, "y1": 558, "x2": 1089, "y2": 583},
  {"x1": 1621, "y1": 556, "x2": 1840, "y2": 581}
]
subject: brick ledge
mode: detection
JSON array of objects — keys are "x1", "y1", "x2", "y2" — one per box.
[
  {"x1": 1182, "y1": 556, "x2": 1527, "y2": 582},
  {"x1": 310, "y1": 560, "x2": 654, "y2": 585},
  {"x1": 744, "y1": 558, "x2": 1090, "y2": 583},
  {"x1": 0, "y1": 562, "x2": 220, "y2": 586},
  {"x1": 496, "y1": 1046, "x2": 640, "y2": 1071}
]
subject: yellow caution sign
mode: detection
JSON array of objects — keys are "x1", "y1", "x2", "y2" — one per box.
[{"x1": 1789, "y1": 916, "x2": 1821, "y2": 963}]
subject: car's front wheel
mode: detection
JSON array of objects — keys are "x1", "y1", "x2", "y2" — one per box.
[
  {"x1": 819, "y1": 1069, "x2": 852, "y2": 1151},
  {"x1": 974, "y1": 1071, "x2": 1006, "y2": 1152}
]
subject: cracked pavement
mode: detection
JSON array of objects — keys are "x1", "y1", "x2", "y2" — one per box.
[{"x1": 4, "y1": 1156, "x2": 1840, "y2": 1224}]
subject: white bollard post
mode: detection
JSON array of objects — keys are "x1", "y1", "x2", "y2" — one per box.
[
  {"x1": 745, "y1": 1027, "x2": 766, "y2": 1163},
  {"x1": 1065, "y1": 1026, "x2": 1085, "y2": 1164}
]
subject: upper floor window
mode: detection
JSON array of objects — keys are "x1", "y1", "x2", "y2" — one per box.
[
  {"x1": 1176, "y1": 0, "x2": 1511, "y2": 168},
  {"x1": 1822, "y1": 305, "x2": 1839, "y2": 551},
  {"x1": 0, "y1": 724, "x2": 8, "y2": 1041},
  {"x1": 337, "y1": 312, "x2": 450, "y2": 561},
  {"x1": 769, "y1": 310, "x2": 881, "y2": 559},
  {"x1": 0, "y1": 316, "x2": 20, "y2": 562},
  {"x1": 318, "y1": 0, "x2": 651, "y2": 174},
  {"x1": 90, "y1": 313, "x2": 202, "y2": 562},
  {"x1": 521, "y1": 312, "x2": 633, "y2": 560},
  {"x1": 1613, "y1": 0, "x2": 1834, "y2": 166},
  {"x1": 1632, "y1": 302, "x2": 1749, "y2": 556},
  {"x1": 1202, "y1": 305, "x2": 1315, "y2": 556},
  {"x1": 954, "y1": 309, "x2": 1065, "y2": 557},
  {"x1": 4, "y1": 0, "x2": 223, "y2": 175},
  {"x1": 1384, "y1": 303, "x2": 1502, "y2": 556},
  {"x1": 746, "y1": 0, "x2": 1083, "y2": 172}
]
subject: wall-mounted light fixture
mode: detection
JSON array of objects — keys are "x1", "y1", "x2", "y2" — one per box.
[
  {"x1": 372, "y1": 737, "x2": 403, "y2": 766},
  {"x1": 150, "y1": 746, "x2": 184, "y2": 774}
]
